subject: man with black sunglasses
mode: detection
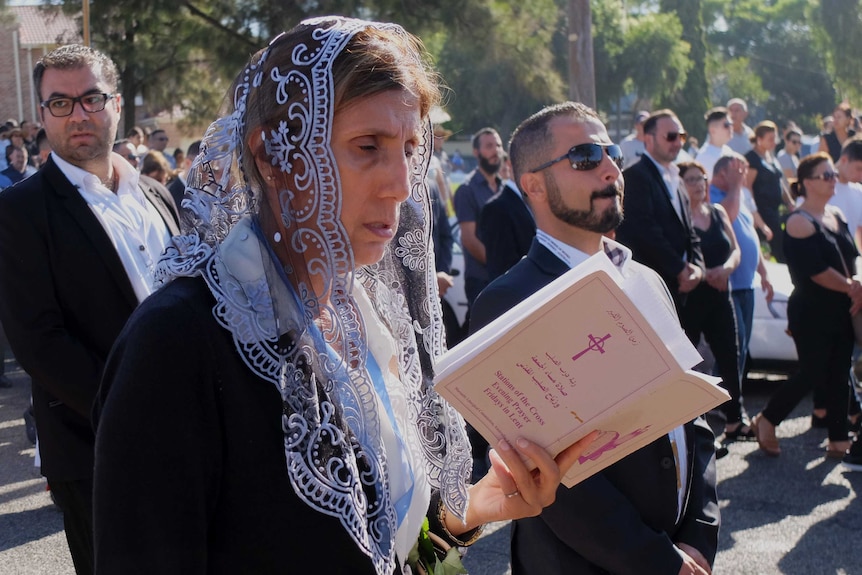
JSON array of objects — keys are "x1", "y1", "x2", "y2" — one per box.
[
  {"x1": 0, "y1": 45, "x2": 180, "y2": 574},
  {"x1": 616, "y1": 109, "x2": 706, "y2": 321},
  {"x1": 470, "y1": 101, "x2": 719, "y2": 575},
  {"x1": 695, "y1": 107, "x2": 734, "y2": 179}
]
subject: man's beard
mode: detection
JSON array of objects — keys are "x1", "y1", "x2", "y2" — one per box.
[
  {"x1": 545, "y1": 173, "x2": 623, "y2": 233},
  {"x1": 478, "y1": 153, "x2": 501, "y2": 175}
]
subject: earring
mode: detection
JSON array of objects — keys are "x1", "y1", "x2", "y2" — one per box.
[
  {"x1": 273, "y1": 232, "x2": 282, "y2": 243},
  {"x1": 265, "y1": 175, "x2": 275, "y2": 181}
]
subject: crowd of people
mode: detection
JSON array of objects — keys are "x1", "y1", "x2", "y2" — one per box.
[
  {"x1": 1, "y1": 15, "x2": 861, "y2": 575},
  {"x1": 0, "y1": 117, "x2": 191, "y2": 195}
]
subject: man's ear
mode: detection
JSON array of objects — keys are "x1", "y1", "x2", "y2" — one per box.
[{"x1": 519, "y1": 171, "x2": 545, "y2": 205}]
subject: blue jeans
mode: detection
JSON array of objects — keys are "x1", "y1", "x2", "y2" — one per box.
[{"x1": 732, "y1": 288, "x2": 754, "y2": 382}]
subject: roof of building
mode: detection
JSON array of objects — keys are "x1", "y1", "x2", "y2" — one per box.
[{"x1": 10, "y1": 5, "x2": 80, "y2": 47}]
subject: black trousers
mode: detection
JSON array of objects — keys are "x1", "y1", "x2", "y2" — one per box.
[
  {"x1": 682, "y1": 284, "x2": 743, "y2": 423},
  {"x1": 763, "y1": 300, "x2": 853, "y2": 442},
  {"x1": 50, "y1": 477, "x2": 94, "y2": 575}
]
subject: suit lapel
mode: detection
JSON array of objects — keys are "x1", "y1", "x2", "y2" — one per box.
[
  {"x1": 140, "y1": 181, "x2": 181, "y2": 236},
  {"x1": 45, "y1": 159, "x2": 140, "y2": 309},
  {"x1": 526, "y1": 239, "x2": 570, "y2": 278},
  {"x1": 643, "y1": 159, "x2": 686, "y2": 231}
]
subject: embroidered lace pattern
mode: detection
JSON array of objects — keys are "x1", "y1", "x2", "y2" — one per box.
[{"x1": 156, "y1": 17, "x2": 471, "y2": 575}]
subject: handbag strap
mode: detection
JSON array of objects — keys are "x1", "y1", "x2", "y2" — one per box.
[{"x1": 795, "y1": 208, "x2": 852, "y2": 278}]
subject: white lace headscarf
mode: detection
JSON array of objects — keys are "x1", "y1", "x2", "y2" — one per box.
[{"x1": 156, "y1": 16, "x2": 471, "y2": 575}]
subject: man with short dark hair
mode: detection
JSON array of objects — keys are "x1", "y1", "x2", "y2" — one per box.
[
  {"x1": 453, "y1": 126, "x2": 504, "y2": 306},
  {"x1": 616, "y1": 109, "x2": 705, "y2": 319},
  {"x1": 471, "y1": 101, "x2": 719, "y2": 575},
  {"x1": 0, "y1": 44, "x2": 180, "y2": 574},
  {"x1": 112, "y1": 139, "x2": 139, "y2": 168},
  {"x1": 828, "y1": 137, "x2": 862, "y2": 249},
  {"x1": 147, "y1": 128, "x2": 174, "y2": 168},
  {"x1": 1, "y1": 145, "x2": 34, "y2": 184},
  {"x1": 696, "y1": 107, "x2": 733, "y2": 179},
  {"x1": 168, "y1": 139, "x2": 201, "y2": 208},
  {"x1": 709, "y1": 153, "x2": 773, "y2": 400},
  {"x1": 620, "y1": 110, "x2": 649, "y2": 170}
]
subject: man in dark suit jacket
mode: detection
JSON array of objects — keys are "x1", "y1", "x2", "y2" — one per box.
[
  {"x1": 478, "y1": 179, "x2": 536, "y2": 282},
  {"x1": 0, "y1": 45, "x2": 180, "y2": 575},
  {"x1": 167, "y1": 139, "x2": 201, "y2": 209},
  {"x1": 615, "y1": 109, "x2": 705, "y2": 317},
  {"x1": 471, "y1": 102, "x2": 719, "y2": 575}
]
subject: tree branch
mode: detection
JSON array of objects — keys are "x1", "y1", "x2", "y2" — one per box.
[{"x1": 182, "y1": 1, "x2": 258, "y2": 48}]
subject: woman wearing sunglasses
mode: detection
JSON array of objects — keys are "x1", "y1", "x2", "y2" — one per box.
[
  {"x1": 678, "y1": 161, "x2": 747, "y2": 442},
  {"x1": 753, "y1": 153, "x2": 862, "y2": 458}
]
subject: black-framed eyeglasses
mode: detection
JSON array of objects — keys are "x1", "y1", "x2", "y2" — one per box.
[
  {"x1": 529, "y1": 143, "x2": 624, "y2": 173},
  {"x1": 40, "y1": 93, "x2": 114, "y2": 117},
  {"x1": 808, "y1": 170, "x2": 837, "y2": 182}
]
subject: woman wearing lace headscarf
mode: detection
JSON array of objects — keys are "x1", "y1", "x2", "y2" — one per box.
[{"x1": 92, "y1": 17, "x2": 595, "y2": 575}]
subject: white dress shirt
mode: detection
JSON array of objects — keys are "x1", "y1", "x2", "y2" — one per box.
[{"x1": 52, "y1": 151, "x2": 171, "y2": 303}]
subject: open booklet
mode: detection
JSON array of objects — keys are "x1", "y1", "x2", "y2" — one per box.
[{"x1": 434, "y1": 252, "x2": 730, "y2": 487}]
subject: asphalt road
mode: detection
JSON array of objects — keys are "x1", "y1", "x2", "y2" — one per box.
[{"x1": 1, "y1": 370, "x2": 860, "y2": 574}]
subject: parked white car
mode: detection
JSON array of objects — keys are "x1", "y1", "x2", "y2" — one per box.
[{"x1": 748, "y1": 260, "x2": 798, "y2": 370}]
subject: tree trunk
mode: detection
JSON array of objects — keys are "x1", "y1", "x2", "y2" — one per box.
[{"x1": 567, "y1": 0, "x2": 595, "y2": 109}]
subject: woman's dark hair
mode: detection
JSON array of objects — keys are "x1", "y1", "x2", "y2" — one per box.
[{"x1": 791, "y1": 152, "x2": 831, "y2": 198}]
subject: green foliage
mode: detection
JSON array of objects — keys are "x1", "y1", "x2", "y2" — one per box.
[
  {"x1": 619, "y1": 12, "x2": 691, "y2": 105},
  {"x1": 658, "y1": 0, "x2": 709, "y2": 140},
  {"x1": 34, "y1": 0, "x2": 859, "y2": 141},
  {"x1": 436, "y1": 0, "x2": 567, "y2": 138},
  {"x1": 592, "y1": 0, "x2": 626, "y2": 108},
  {"x1": 704, "y1": 0, "x2": 834, "y2": 132},
  {"x1": 812, "y1": 0, "x2": 862, "y2": 106},
  {"x1": 707, "y1": 55, "x2": 768, "y2": 108}
]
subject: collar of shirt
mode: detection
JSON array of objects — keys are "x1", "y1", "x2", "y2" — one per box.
[
  {"x1": 468, "y1": 168, "x2": 501, "y2": 193},
  {"x1": 644, "y1": 151, "x2": 680, "y2": 187},
  {"x1": 644, "y1": 151, "x2": 683, "y2": 220},
  {"x1": 52, "y1": 151, "x2": 142, "y2": 202},
  {"x1": 535, "y1": 229, "x2": 631, "y2": 272}
]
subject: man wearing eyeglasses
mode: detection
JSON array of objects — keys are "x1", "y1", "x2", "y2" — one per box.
[
  {"x1": 470, "y1": 101, "x2": 719, "y2": 575},
  {"x1": 0, "y1": 45, "x2": 180, "y2": 575},
  {"x1": 695, "y1": 107, "x2": 734, "y2": 180},
  {"x1": 147, "y1": 129, "x2": 176, "y2": 169},
  {"x1": 616, "y1": 109, "x2": 705, "y2": 320}
]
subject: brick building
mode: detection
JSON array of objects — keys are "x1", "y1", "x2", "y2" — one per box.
[{"x1": 0, "y1": 5, "x2": 80, "y2": 126}]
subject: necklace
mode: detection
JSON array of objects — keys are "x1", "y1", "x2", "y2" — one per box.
[{"x1": 100, "y1": 171, "x2": 118, "y2": 193}]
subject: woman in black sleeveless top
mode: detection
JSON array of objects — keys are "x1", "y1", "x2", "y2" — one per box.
[
  {"x1": 679, "y1": 162, "x2": 747, "y2": 440},
  {"x1": 745, "y1": 121, "x2": 794, "y2": 263},
  {"x1": 753, "y1": 153, "x2": 862, "y2": 458}
]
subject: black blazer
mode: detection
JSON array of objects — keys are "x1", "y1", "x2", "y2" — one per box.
[
  {"x1": 477, "y1": 183, "x2": 536, "y2": 282},
  {"x1": 167, "y1": 175, "x2": 186, "y2": 211},
  {"x1": 616, "y1": 156, "x2": 704, "y2": 312},
  {"x1": 0, "y1": 156, "x2": 180, "y2": 481},
  {"x1": 470, "y1": 239, "x2": 719, "y2": 575}
]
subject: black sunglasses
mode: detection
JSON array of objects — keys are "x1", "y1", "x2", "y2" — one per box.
[
  {"x1": 809, "y1": 170, "x2": 837, "y2": 182},
  {"x1": 657, "y1": 131, "x2": 687, "y2": 143},
  {"x1": 529, "y1": 143, "x2": 624, "y2": 173}
]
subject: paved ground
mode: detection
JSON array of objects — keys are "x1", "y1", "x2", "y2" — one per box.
[{"x1": 1, "y1": 370, "x2": 860, "y2": 574}]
